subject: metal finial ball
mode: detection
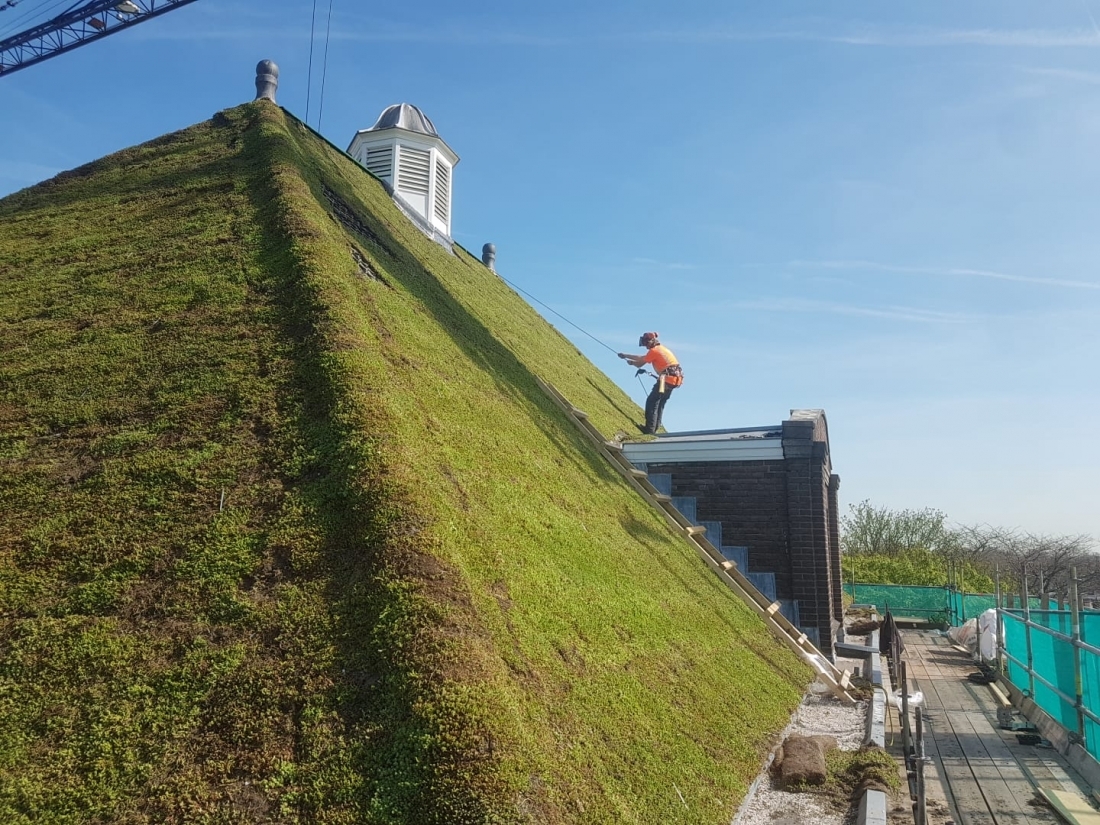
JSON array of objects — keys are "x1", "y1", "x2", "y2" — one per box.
[
  {"x1": 481, "y1": 243, "x2": 497, "y2": 271},
  {"x1": 255, "y1": 59, "x2": 279, "y2": 103}
]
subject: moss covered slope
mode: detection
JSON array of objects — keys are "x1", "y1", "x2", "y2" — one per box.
[{"x1": 0, "y1": 102, "x2": 810, "y2": 824}]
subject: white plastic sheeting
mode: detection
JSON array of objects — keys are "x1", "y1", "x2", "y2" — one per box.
[
  {"x1": 979, "y1": 608, "x2": 998, "y2": 662},
  {"x1": 944, "y1": 610, "x2": 998, "y2": 662},
  {"x1": 948, "y1": 618, "x2": 978, "y2": 652}
]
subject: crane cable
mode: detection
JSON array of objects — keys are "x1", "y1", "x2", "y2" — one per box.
[
  {"x1": 316, "y1": 0, "x2": 334, "y2": 131},
  {"x1": 304, "y1": 0, "x2": 318, "y2": 123},
  {"x1": 0, "y1": 0, "x2": 70, "y2": 39}
]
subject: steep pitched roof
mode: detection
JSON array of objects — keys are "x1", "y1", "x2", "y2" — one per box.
[{"x1": 0, "y1": 101, "x2": 809, "y2": 823}]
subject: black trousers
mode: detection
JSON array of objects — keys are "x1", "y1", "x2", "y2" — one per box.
[{"x1": 644, "y1": 382, "x2": 675, "y2": 434}]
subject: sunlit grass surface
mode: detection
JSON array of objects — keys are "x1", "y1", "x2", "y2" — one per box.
[{"x1": 0, "y1": 103, "x2": 810, "y2": 824}]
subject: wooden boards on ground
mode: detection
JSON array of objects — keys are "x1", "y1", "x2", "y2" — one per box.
[
  {"x1": 1036, "y1": 788, "x2": 1100, "y2": 825},
  {"x1": 902, "y1": 630, "x2": 1075, "y2": 825}
]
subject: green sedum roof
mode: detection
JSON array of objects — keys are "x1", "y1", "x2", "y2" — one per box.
[{"x1": 0, "y1": 102, "x2": 811, "y2": 824}]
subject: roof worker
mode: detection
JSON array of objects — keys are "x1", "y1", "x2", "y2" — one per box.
[{"x1": 618, "y1": 332, "x2": 683, "y2": 435}]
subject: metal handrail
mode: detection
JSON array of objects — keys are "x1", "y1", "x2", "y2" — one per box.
[
  {"x1": 884, "y1": 619, "x2": 927, "y2": 825},
  {"x1": 999, "y1": 612, "x2": 1100, "y2": 658},
  {"x1": 996, "y1": 566, "x2": 1093, "y2": 750},
  {"x1": 998, "y1": 648, "x2": 1100, "y2": 727}
]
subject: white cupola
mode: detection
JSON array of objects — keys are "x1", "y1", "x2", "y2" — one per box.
[{"x1": 347, "y1": 103, "x2": 459, "y2": 241}]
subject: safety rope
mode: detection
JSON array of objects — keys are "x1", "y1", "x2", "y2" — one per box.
[
  {"x1": 491, "y1": 272, "x2": 666, "y2": 406},
  {"x1": 495, "y1": 274, "x2": 619, "y2": 356}
]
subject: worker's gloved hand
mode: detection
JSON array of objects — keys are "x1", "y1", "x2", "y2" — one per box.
[{"x1": 617, "y1": 353, "x2": 629, "y2": 359}]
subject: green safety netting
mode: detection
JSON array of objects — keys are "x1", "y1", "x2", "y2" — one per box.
[
  {"x1": 844, "y1": 582, "x2": 1100, "y2": 757},
  {"x1": 843, "y1": 583, "x2": 948, "y2": 619},
  {"x1": 1082, "y1": 614, "x2": 1100, "y2": 756},
  {"x1": 844, "y1": 582, "x2": 1100, "y2": 755},
  {"x1": 1002, "y1": 610, "x2": 1100, "y2": 761},
  {"x1": 845, "y1": 583, "x2": 1030, "y2": 626},
  {"x1": 948, "y1": 591, "x2": 998, "y2": 625}
]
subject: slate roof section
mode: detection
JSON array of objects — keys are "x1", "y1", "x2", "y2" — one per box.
[
  {"x1": 622, "y1": 426, "x2": 785, "y2": 463},
  {"x1": 654, "y1": 426, "x2": 782, "y2": 441}
]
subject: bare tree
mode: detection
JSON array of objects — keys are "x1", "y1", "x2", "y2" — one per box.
[
  {"x1": 952, "y1": 524, "x2": 1003, "y2": 565},
  {"x1": 961, "y1": 526, "x2": 1097, "y2": 600}
]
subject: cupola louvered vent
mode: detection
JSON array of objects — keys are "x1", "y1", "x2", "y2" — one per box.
[
  {"x1": 433, "y1": 160, "x2": 450, "y2": 224},
  {"x1": 348, "y1": 103, "x2": 459, "y2": 243},
  {"x1": 363, "y1": 146, "x2": 393, "y2": 179},
  {"x1": 397, "y1": 147, "x2": 431, "y2": 196}
]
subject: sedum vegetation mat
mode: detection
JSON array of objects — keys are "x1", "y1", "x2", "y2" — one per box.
[{"x1": 0, "y1": 102, "x2": 810, "y2": 824}]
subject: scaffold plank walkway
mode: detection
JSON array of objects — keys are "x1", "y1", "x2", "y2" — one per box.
[{"x1": 902, "y1": 630, "x2": 1095, "y2": 825}]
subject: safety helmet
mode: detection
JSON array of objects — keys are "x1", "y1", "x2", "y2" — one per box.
[{"x1": 638, "y1": 331, "x2": 659, "y2": 347}]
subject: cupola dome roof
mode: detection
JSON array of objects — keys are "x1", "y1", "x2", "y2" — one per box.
[{"x1": 366, "y1": 103, "x2": 438, "y2": 137}]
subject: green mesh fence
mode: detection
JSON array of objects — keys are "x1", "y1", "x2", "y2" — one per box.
[
  {"x1": 1082, "y1": 614, "x2": 1100, "y2": 757},
  {"x1": 948, "y1": 591, "x2": 998, "y2": 625},
  {"x1": 845, "y1": 583, "x2": 1022, "y2": 626},
  {"x1": 843, "y1": 583, "x2": 1100, "y2": 757},
  {"x1": 1001, "y1": 611, "x2": 1029, "y2": 687},
  {"x1": 843, "y1": 583, "x2": 948, "y2": 619},
  {"x1": 843, "y1": 584, "x2": 1100, "y2": 754},
  {"x1": 1001, "y1": 609, "x2": 1100, "y2": 761}
]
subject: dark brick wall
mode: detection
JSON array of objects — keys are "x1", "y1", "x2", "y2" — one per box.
[
  {"x1": 828, "y1": 474, "x2": 843, "y2": 617},
  {"x1": 782, "y1": 451, "x2": 830, "y2": 645},
  {"x1": 646, "y1": 423, "x2": 841, "y2": 655},
  {"x1": 645, "y1": 459, "x2": 792, "y2": 596}
]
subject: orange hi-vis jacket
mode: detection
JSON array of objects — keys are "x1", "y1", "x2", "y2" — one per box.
[{"x1": 641, "y1": 345, "x2": 683, "y2": 387}]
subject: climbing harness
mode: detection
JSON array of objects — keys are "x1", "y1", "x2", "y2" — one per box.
[{"x1": 662, "y1": 363, "x2": 684, "y2": 388}]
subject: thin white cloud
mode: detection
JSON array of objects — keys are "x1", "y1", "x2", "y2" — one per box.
[
  {"x1": 790, "y1": 259, "x2": 1100, "y2": 291},
  {"x1": 1023, "y1": 66, "x2": 1100, "y2": 85},
  {"x1": 121, "y1": 11, "x2": 1100, "y2": 50},
  {"x1": 125, "y1": 20, "x2": 576, "y2": 46},
  {"x1": 319, "y1": 24, "x2": 1100, "y2": 49},
  {"x1": 730, "y1": 298, "x2": 974, "y2": 324},
  {"x1": 805, "y1": 275, "x2": 856, "y2": 288},
  {"x1": 899, "y1": 27, "x2": 1100, "y2": 48},
  {"x1": 1084, "y1": 0, "x2": 1100, "y2": 39},
  {"x1": 327, "y1": 25, "x2": 1100, "y2": 49},
  {"x1": 630, "y1": 257, "x2": 696, "y2": 271},
  {"x1": 620, "y1": 26, "x2": 1100, "y2": 48}
]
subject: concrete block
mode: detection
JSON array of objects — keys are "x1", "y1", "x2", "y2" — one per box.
[
  {"x1": 858, "y1": 789, "x2": 887, "y2": 825},
  {"x1": 835, "y1": 642, "x2": 878, "y2": 656},
  {"x1": 866, "y1": 688, "x2": 886, "y2": 748}
]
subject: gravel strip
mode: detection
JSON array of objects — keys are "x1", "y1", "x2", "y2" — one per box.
[
  {"x1": 739, "y1": 686, "x2": 866, "y2": 825},
  {"x1": 733, "y1": 660, "x2": 870, "y2": 824}
]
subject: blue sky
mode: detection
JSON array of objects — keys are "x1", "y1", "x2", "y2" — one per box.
[{"x1": 2, "y1": 1, "x2": 1099, "y2": 539}]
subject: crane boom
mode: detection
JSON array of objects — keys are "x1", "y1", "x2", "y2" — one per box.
[{"x1": 0, "y1": 0, "x2": 200, "y2": 78}]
